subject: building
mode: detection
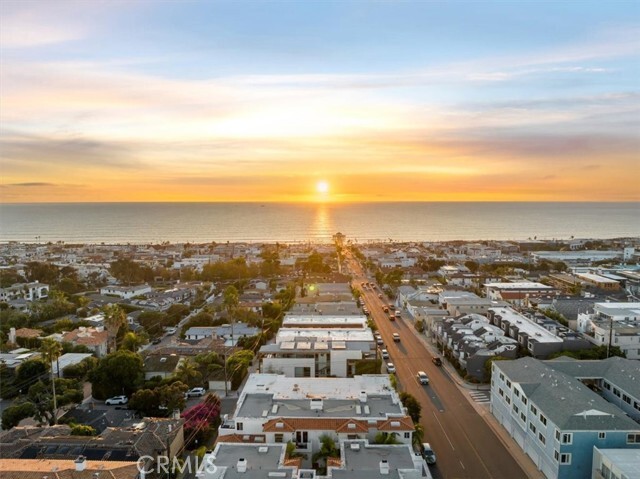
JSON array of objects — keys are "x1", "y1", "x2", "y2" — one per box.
[
  {"x1": 0, "y1": 457, "x2": 139, "y2": 479},
  {"x1": 491, "y1": 357, "x2": 640, "y2": 479},
  {"x1": 144, "y1": 353, "x2": 183, "y2": 379},
  {"x1": 485, "y1": 282, "x2": 556, "y2": 307},
  {"x1": 99, "y1": 284, "x2": 152, "y2": 299},
  {"x1": 0, "y1": 282, "x2": 49, "y2": 302},
  {"x1": 531, "y1": 251, "x2": 623, "y2": 265},
  {"x1": 259, "y1": 317, "x2": 375, "y2": 378},
  {"x1": 487, "y1": 308, "x2": 564, "y2": 357},
  {"x1": 218, "y1": 374, "x2": 414, "y2": 457},
  {"x1": 52, "y1": 353, "x2": 93, "y2": 377},
  {"x1": 441, "y1": 294, "x2": 508, "y2": 317},
  {"x1": 592, "y1": 447, "x2": 640, "y2": 479},
  {"x1": 589, "y1": 320, "x2": 640, "y2": 360},
  {"x1": 575, "y1": 273, "x2": 620, "y2": 291},
  {"x1": 288, "y1": 301, "x2": 362, "y2": 316},
  {"x1": 61, "y1": 326, "x2": 109, "y2": 357},
  {"x1": 578, "y1": 302, "x2": 640, "y2": 332},
  {"x1": 185, "y1": 326, "x2": 217, "y2": 341}
]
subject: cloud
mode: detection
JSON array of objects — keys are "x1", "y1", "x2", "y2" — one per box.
[{"x1": 6, "y1": 182, "x2": 55, "y2": 187}]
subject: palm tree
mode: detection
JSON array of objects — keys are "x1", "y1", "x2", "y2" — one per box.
[
  {"x1": 312, "y1": 435, "x2": 339, "y2": 474},
  {"x1": 412, "y1": 424, "x2": 424, "y2": 449},
  {"x1": 373, "y1": 432, "x2": 400, "y2": 445},
  {"x1": 175, "y1": 359, "x2": 202, "y2": 388},
  {"x1": 103, "y1": 304, "x2": 127, "y2": 352},
  {"x1": 40, "y1": 338, "x2": 62, "y2": 424}
]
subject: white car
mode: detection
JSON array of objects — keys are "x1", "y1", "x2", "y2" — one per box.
[
  {"x1": 185, "y1": 387, "x2": 206, "y2": 398},
  {"x1": 165, "y1": 327, "x2": 178, "y2": 335},
  {"x1": 105, "y1": 395, "x2": 128, "y2": 405},
  {"x1": 381, "y1": 349, "x2": 389, "y2": 359},
  {"x1": 417, "y1": 371, "x2": 429, "y2": 385},
  {"x1": 392, "y1": 333, "x2": 400, "y2": 342},
  {"x1": 387, "y1": 362, "x2": 396, "y2": 374}
]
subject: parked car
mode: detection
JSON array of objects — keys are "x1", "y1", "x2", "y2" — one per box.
[
  {"x1": 421, "y1": 443, "x2": 437, "y2": 464},
  {"x1": 387, "y1": 362, "x2": 396, "y2": 374},
  {"x1": 151, "y1": 338, "x2": 162, "y2": 345},
  {"x1": 185, "y1": 387, "x2": 206, "y2": 398},
  {"x1": 417, "y1": 371, "x2": 429, "y2": 385},
  {"x1": 105, "y1": 395, "x2": 128, "y2": 405},
  {"x1": 432, "y1": 356, "x2": 443, "y2": 366},
  {"x1": 381, "y1": 349, "x2": 389, "y2": 359},
  {"x1": 395, "y1": 311, "x2": 401, "y2": 318},
  {"x1": 392, "y1": 333, "x2": 400, "y2": 342},
  {"x1": 376, "y1": 337, "x2": 384, "y2": 346},
  {"x1": 165, "y1": 327, "x2": 178, "y2": 335}
]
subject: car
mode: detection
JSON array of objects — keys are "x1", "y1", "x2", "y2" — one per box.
[
  {"x1": 151, "y1": 338, "x2": 162, "y2": 345},
  {"x1": 387, "y1": 362, "x2": 396, "y2": 374},
  {"x1": 395, "y1": 311, "x2": 401, "y2": 318},
  {"x1": 417, "y1": 371, "x2": 429, "y2": 385},
  {"x1": 376, "y1": 337, "x2": 384, "y2": 346},
  {"x1": 378, "y1": 293, "x2": 383, "y2": 299},
  {"x1": 392, "y1": 333, "x2": 400, "y2": 342},
  {"x1": 185, "y1": 387, "x2": 206, "y2": 398},
  {"x1": 432, "y1": 356, "x2": 443, "y2": 366},
  {"x1": 389, "y1": 314, "x2": 395, "y2": 321},
  {"x1": 421, "y1": 443, "x2": 436, "y2": 465},
  {"x1": 165, "y1": 327, "x2": 178, "y2": 335},
  {"x1": 105, "y1": 395, "x2": 128, "y2": 405},
  {"x1": 381, "y1": 349, "x2": 389, "y2": 359}
]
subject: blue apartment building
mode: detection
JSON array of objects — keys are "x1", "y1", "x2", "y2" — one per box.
[{"x1": 491, "y1": 356, "x2": 640, "y2": 479}]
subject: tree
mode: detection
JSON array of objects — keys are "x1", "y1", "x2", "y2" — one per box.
[
  {"x1": 175, "y1": 359, "x2": 203, "y2": 388},
  {"x1": 71, "y1": 424, "x2": 97, "y2": 436},
  {"x1": 399, "y1": 392, "x2": 421, "y2": 423},
  {"x1": 120, "y1": 331, "x2": 147, "y2": 352},
  {"x1": 89, "y1": 350, "x2": 144, "y2": 399},
  {"x1": 465, "y1": 260, "x2": 480, "y2": 273},
  {"x1": 1, "y1": 402, "x2": 36, "y2": 429},
  {"x1": 15, "y1": 358, "x2": 48, "y2": 388},
  {"x1": 24, "y1": 261, "x2": 60, "y2": 284},
  {"x1": 129, "y1": 382, "x2": 188, "y2": 417},
  {"x1": 312, "y1": 435, "x2": 339, "y2": 474},
  {"x1": 40, "y1": 338, "x2": 63, "y2": 422},
  {"x1": 226, "y1": 350, "x2": 254, "y2": 390},
  {"x1": 103, "y1": 304, "x2": 127, "y2": 351},
  {"x1": 181, "y1": 394, "x2": 221, "y2": 448},
  {"x1": 483, "y1": 356, "x2": 510, "y2": 382},
  {"x1": 373, "y1": 432, "x2": 401, "y2": 444},
  {"x1": 413, "y1": 424, "x2": 424, "y2": 449}
]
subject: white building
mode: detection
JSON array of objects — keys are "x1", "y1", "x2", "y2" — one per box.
[
  {"x1": 0, "y1": 282, "x2": 49, "y2": 302},
  {"x1": 99, "y1": 284, "x2": 152, "y2": 299},
  {"x1": 218, "y1": 374, "x2": 414, "y2": 457}
]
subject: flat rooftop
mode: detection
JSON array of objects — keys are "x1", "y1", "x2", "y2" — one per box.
[
  {"x1": 489, "y1": 308, "x2": 562, "y2": 343},
  {"x1": 235, "y1": 375, "x2": 402, "y2": 419},
  {"x1": 282, "y1": 315, "x2": 368, "y2": 328},
  {"x1": 275, "y1": 329, "x2": 374, "y2": 343},
  {"x1": 594, "y1": 447, "x2": 640, "y2": 479},
  {"x1": 485, "y1": 282, "x2": 553, "y2": 290},
  {"x1": 203, "y1": 443, "x2": 293, "y2": 479},
  {"x1": 331, "y1": 441, "x2": 425, "y2": 479}
]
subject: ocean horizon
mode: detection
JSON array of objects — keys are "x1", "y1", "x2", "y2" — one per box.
[{"x1": 1, "y1": 201, "x2": 638, "y2": 244}]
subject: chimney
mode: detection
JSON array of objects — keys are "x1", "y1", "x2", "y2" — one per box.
[
  {"x1": 359, "y1": 391, "x2": 367, "y2": 403},
  {"x1": 8, "y1": 328, "x2": 16, "y2": 344},
  {"x1": 237, "y1": 458, "x2": 247, "y2": 473},
  {"x1": 75, "y1": 456, "x2": 87, "y2": 472},
  {"x1": 379, "y1": 459, "x2": 389, "y2": 475}
]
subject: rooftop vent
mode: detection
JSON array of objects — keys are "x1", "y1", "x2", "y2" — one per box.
[
  {"x1": 379, "y1": 459, "x2": 389, "y2": 475},
  {"x1": 237, "y1": 458, "x2": 247, "y2": 473},
  {"x1": 350, "y1": 443, "x2": 360, "y2": 451},
  {"x1": 258, "y1": 446, "x2": 269, "y2": 454},
  {"x1": 310, "y1": 398, "x2": 323, "y2": 410},
  {"x1": 359, "y1": 391, "x2": 367, "y2": 403},
  {"x1": 74, "y1": 456, "x2": 86, "y2": 472},
  {"x1": 276, "y1": 422, "x2": 284, "y2": 429}
]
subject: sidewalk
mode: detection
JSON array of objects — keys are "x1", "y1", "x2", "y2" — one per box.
[{"x1": 410, "y1": 324, "x2": 545, "y2": 479}]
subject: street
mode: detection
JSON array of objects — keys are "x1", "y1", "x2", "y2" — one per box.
[{"x1": 348, "y1": 254, "x2": 526, "y2": 479}]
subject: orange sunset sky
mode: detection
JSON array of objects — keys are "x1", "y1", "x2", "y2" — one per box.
[{"x1": 1, "y1": 1, "x2": 639, "y2": 203}]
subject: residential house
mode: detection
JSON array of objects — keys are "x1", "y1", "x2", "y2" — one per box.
[
  {"x1": 61, "y1": 327, "x2": 109, "y2": 357},
  {"x1": 99, "y1": 284, "x2": 152, "y2": 299},
  {"x1": 144, "y1": 354, "x2": 183, "y2": 380},
  {"x1": 0, "y1": 282, "x2": 49, "y2": 302}
]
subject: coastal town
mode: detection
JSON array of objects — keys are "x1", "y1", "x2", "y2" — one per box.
[{"x1": 0, "y1": 236, "x2": 639, "y2": 479}]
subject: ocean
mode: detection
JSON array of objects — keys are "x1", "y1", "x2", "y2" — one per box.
[{"x1": 0, "y1": 202, "x2": 638, "y2": 244}]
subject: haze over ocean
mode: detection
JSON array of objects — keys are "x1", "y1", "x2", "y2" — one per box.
[{"x1": 1, "y1": 202, "x2": 638, "y2": 244}]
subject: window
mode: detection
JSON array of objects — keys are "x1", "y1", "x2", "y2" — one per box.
[
  {"x1": 538, "y1": 432, "x2": 546, "y2": 445},
  {"x1": 236, "y1": 422, "x2": 243, "y2": 431},
  {"x1": 623, "y1": 394, "x2": 631, "y2": 404},
  {"x1": 628, "y1": 434, "x2": 640, "y2": 444},
  {"x1": 529, "y1": 422, "x2": 536, "y2": 434},
  {"x1": 554, "y1": 450, "x2": 559, "y2": 462},
  {"x1": 513, "y1": 404, "x2": 519, "y2": 414},
  {"x1": 499, "y1": 388, "x2": 504, "y2": 397},
  {"x1": 540, "y1": 414, "x2": 547, "y2": 426},
  {"x1": 505, "y1": 396, "x2": 511, "y2": 405},
  {"x1": 404, "y1": 432, "x2": 411, "y2": 439},
  {"x1": 603, "y1": 381, "x2": 611, "y2": 390},
  {"x1": 275, "y1": 434, "x2": 284, "y2": 443},
  {"x1": 520, "y1": 412, "x2": 526, "y2": 423},
  {"x1": 506, "y1": 379, "x2": 512, "y2": 388},
  {"x1": 634, "y1": 401, "x2": 640, "y2": 412},
  {"x1": 555, "y1": 429, "x2": 561, "y2": 442},
  {"x1": 598, "y1": 432, "x2": 606, "y2": 440},
  {"x1": 560, "y1": 453, "x2": 571, "y2": 465},
  {"x1": 561, "y1": 433, "x2": 573, "y2": 445},
  {"x1": 531, "y1": 404, "x2": 538, "y2": 415},
  {"x1": 613, "y1": 388, "x2": 621, "y2": 397},
  {"x1": 514, "y1": 389, "x2": 520, "y2": 398},
  {"x1": 499, "y1": 373, "x2": 505, "y2": 381},
  {"x1": 522, "y1": 397, "x2": 527, "y2": 405}
]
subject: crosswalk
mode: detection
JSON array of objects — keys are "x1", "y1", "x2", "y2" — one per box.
[{"x1": 469, "y1": 390, "x2": 491, "y2": 404}]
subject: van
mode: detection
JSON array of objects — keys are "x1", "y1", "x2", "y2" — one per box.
[{"x1": 417, "y1": 371, "x2": 429, "y2": 385}]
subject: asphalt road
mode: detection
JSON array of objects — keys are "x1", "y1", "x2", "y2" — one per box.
[{"x1": 348, "y1": 254, "x2": 526, "y2": 479}]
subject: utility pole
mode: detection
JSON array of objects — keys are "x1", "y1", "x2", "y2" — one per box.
[{"x1": 607, "y1": 314, "x2": 614, "y2": 358}]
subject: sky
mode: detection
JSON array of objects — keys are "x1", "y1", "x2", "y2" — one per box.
[{"x1": 1, "y1": 0, "x2": 639, "y2": 203}]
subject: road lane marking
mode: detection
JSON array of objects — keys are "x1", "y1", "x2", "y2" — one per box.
[
  {"x1": 460, "y1": 460, "x2": 465, "y2": 470},
  {"x1": 432, "y1": 410, "x2": 455, "y2": 451}
]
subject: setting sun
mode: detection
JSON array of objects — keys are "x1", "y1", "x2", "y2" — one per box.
[{"x1": 316, "y1": 181, "x2": 330, "y2": 194}]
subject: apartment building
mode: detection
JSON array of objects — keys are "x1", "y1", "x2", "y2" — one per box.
[{"x1": 491, "y1": 357, "x2": 640, "y2": 479}]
